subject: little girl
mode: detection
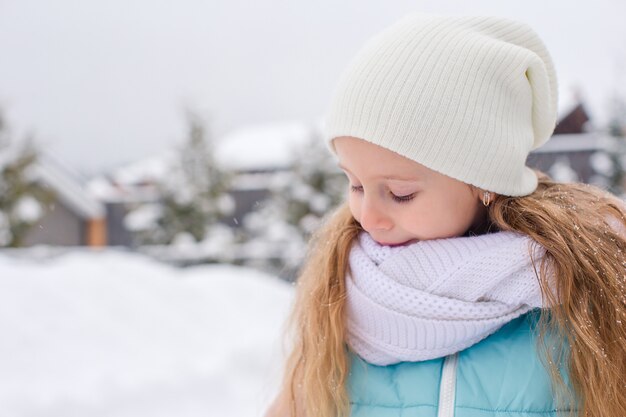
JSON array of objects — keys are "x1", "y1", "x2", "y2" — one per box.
[{"x1": 265, "y1": 13, "x2": 626, "y2": 417}]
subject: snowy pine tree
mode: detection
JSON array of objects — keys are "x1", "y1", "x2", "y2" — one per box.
[
  {"x1": 240, "y1": 126, "x2": 347, "y2": 270},
  {"x1": 128, "y1": 112, "x2": 234, "y2": 248},
  {"x1": 0, "y1": 109, "x2": 54, "y2": 247}
]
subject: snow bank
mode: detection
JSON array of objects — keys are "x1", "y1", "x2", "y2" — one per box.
[{"x1": 0, "y1": 249, "x2": 294, "y2": 417}]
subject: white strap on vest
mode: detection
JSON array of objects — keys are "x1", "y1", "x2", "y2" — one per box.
[{"x1": 438, "y1": 353, "x2": 459, "y2": 417}]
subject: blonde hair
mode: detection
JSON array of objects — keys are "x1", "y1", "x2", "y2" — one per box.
[{"x1": 278, "y1": 171, "x2": 626, "y2": 417}]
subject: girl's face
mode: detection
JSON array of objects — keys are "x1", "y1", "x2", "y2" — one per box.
[{"x1": 333, "y1": 136, "x2": 491, "y2": 246}]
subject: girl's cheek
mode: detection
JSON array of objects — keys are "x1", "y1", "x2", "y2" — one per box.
[{"x1": 348, "y1": 197, "x2": 361, "y2": 221}]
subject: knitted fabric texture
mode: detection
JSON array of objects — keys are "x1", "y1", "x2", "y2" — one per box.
[
  {"x1": 345, "y1": 230, "x2": 549, "y2": 365},
  {"x1": 324, "y1": 13, "x2": 559, "y2": 196}
]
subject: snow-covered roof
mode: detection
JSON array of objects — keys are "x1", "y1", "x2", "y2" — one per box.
[
  {"x1": 88, "y1": 120, "x2": 322, "y2": 197},
  {"x1": 31, "y1": 156, "x2": 105, "y2": 219},
  {"x1": 533, "y1": 133, "x2": 613, "y2": 154},
  {"x1": 215, "y1": 120, "x2": 322, "y2": 171},
  {"x1": 86, "y1": 151, "x2": 176, "y2": 203},
  {"x1": 109, "y1": 150, "x2": 177, "y2": 185}
]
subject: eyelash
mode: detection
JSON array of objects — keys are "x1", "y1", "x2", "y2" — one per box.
[{"x1": 349, "y1": 185, "x2": 416, "y2": 203}]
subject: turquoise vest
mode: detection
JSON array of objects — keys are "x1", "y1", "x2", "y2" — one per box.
[{"x1": 348, "y1": 311, "x2": 577, "y2": 417}]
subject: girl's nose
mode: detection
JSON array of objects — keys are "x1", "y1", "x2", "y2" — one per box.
[{"x1": 360, "y1": 197, "x2": 393, "y2": 232}]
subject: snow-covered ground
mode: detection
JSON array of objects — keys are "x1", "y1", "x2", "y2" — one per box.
[{"x1": 0, "y1": 248, "x2": 294, "y2": 417}]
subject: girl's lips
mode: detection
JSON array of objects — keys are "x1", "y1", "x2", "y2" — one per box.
[{"x1": 378, "y1": 239, "x2": 418, "y2": 247}]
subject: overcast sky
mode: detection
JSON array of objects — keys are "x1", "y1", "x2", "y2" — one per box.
[{"x1": 1, "y1": 0, "x2": 625, "y2": 177}]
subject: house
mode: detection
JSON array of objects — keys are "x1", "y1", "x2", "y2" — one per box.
[
  {"x1": 215, "y1": 121, "x2": 319, "y2": 228},
  {"x1": 22, "y1": 155, "x2": 107, "y2": 247},
  {"x1": 526, "y1": 100, "x2": 618, "y2": 186},
  {"x1": 86, "y1": 121, "x2": 319, "y2": 248},
  {"x1": 87, "y1": 152, "x2": 173, "y2": 247}
]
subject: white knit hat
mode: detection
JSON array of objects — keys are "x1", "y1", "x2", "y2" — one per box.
[{"x1": 323, "y1": 13, "x2": 558, "y2": 196}]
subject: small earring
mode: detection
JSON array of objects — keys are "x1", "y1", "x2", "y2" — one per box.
[{"x1": 482, "y1": 191, "x2": 492, "y2": 207}]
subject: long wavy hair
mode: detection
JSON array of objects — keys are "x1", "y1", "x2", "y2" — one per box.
[{"x1": 277, "y1": 170, "x2": 626, "y2": 417}]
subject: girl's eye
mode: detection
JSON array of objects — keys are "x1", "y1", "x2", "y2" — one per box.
[
  {"x1": 392, "y1": 193, "x2": 415, "y2": 203},
  {"x1": 350, "y1": 185, "x2": 363, "y2": 193},
  {"x1": 349, "y1": 185, "x2": 415, "y2": 203}
]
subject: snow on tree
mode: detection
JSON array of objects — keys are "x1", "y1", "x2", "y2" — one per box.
[
  {"x1": 127, "y1": 112, "x2": 235, "y2": 249},
  {"x1": 549, "y1": 156, "x2": 579, "y2": 183},
  {"x1": 0, "y1": 108, "x2": 54, "y2": 247},
  {"x1": 239, "y1": 126, "x2": 347, "y2": 271}
]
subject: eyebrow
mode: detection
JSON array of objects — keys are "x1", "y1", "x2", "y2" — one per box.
[{"x1": 337, "y1": 163, "x2": 420, "y2": 182}]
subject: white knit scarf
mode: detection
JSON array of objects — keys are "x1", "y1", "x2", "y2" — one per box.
[{"x1": 345, "y1": 230, "x2": 550, "y2": 366}]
